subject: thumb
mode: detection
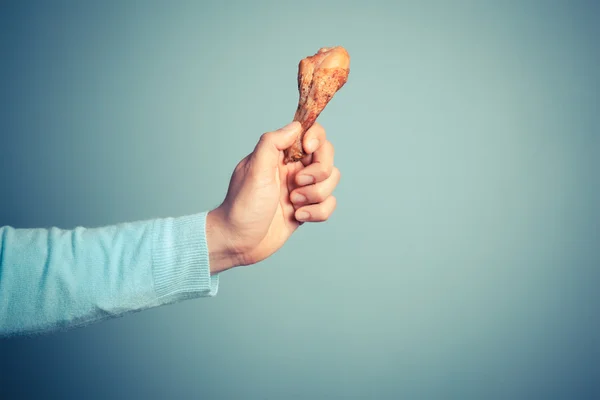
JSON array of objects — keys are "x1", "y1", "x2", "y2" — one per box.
[{"x1": 252, "y1": 121, "x2": 301, "y2": 166}]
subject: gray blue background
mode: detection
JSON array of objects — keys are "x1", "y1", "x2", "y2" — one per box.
[{"x1": 1, "y1": 0, "x2": 599, "y2": 398}]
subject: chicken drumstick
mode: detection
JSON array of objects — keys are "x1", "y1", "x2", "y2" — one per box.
[{"x1": 284, "y1": 46, "x2": 350, "y2": 163}]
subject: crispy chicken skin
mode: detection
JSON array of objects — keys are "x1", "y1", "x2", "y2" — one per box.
[{"x1": 284, "y1": 46, "x2": 350, "y2": 163}]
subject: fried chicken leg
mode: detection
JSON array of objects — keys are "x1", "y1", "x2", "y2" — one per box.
[{"x1": 284, "y1": 46, "x2": 350, "y2": 163}]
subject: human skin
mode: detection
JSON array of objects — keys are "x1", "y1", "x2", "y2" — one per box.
[{"x1": 206, "y1": 121, "x2": 340, "y2": 274}]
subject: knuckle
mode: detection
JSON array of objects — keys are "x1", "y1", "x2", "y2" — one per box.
[
  {"x1": 317, "y1": 163, "x2": 335, "y2": 183},
  {"x1": 330, "y1": 196, "x2": 337, "y2": 210},
  {"x1": 318, "y1": 125, "x2": 327, "y2": 140},
  {"x1": 314, "y1": 186, "x2": 328, "y2": 202},
  {"x1": 234, "y1": 162, "x2": 244, "y2": 174},
  {"x1": 259, "y1": 132, "x2": 271, "y2": 143},
  {"x1": 234, "y1": 156, "x2": 250, "y2": 174},
  {"x1": 318, "y1": 198, "x2": 336, "y2": 222},
  {"x1": 313, "y1": 209, "x2": 327, "y2": 222},
  {"x1": 324, "y1": 197, "x2": 337, "y2": 219},
  {"x1": 319, "y1": 140, "x2": 334, "y2": 159},
  {"x1": 332, "y1": 167, "x2": 341, "y2": 181},
  {"x1": 325, "y1": 161, "x2": 335, "y2": 176},
  {"x1": 311, "y1": 122, "x2": 325, "y2": 136},
  {"x1": 313, "y1": 164, "x2": 329, "y2": 181}
]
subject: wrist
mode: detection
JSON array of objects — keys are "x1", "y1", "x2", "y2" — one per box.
[{"x1": 206, "y1": 208, "x2": 241, "y2": 274}]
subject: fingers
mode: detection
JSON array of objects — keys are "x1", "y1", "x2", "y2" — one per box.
[
  {"x1": 295, "y1": 196, "x2": 337, "y2": 222},
  {"x1": 290, "y1": 167, "x2": 340, "y2": 206},
  {"x1": 290, "y1": 122, "x2": 340, "y2": 223},
  {"x1": 302, "y1": 122, "x2": 326, "y2": 155},
  {"x1": 252, "y1": 121, "x2": 302, "y2": 170},
  {"x1": 254, "y1": 121, "x2": 302, "y2": 155},
  {"x1": 300, "y1": 123, "x2": 326, "y2": 166},
  {"x1": 296, "y1": 140, "x2": 335, "y2": 186}
]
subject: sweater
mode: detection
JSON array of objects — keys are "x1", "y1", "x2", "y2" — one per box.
[{"x1": 0, "y1": 212, "x2": 219, "y2": 337}]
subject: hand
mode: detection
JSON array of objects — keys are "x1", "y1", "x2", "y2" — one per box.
[{"x1": 206, "y1": 121, "x2": 340, "y2": 274}]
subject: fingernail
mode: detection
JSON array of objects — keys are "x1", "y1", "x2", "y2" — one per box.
[
  {"x1": 306, "y1": 138, "x2": 319, "y2": 152},
  {"x1": 296, "y1": 211, "x2": 310, "y2": 221},
  {"x1": 297, "y1": 175, "x2": 315, "y2": 186},
  {"x1": 280, "y1": 121, "x2": 298, "y2": 133},
  {"x1": 290, "y1": 192, "x2": 306, "y2": 204}
]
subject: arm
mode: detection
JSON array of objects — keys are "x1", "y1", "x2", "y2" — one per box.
[
  {"x1": 1, "y1": 121, "x2": 339, "y2": 337},
  {"x1": 0, "y1": 213, "x2": 218, "y2": 336}
]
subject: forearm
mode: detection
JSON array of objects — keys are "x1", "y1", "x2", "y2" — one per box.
[{"x1": 0, "y1": 212, "x2": 218, "y2": 337}]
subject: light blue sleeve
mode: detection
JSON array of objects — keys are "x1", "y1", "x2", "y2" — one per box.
[{"x1": 0, "y1": 212, "x2": 219, "y2": 337}]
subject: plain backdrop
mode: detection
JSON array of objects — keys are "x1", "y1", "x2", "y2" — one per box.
[{"x1": 1, "y1": 1, "x2": 599, "y2": 398}]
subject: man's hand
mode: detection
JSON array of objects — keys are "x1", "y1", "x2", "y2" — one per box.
[{"x1": 206, "y1": 121, "x2": 340, "y2": 274}]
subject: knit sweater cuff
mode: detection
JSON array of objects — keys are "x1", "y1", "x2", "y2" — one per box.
[{"x1": 151, "y1": 212, "x2": 219, "y2": 301}]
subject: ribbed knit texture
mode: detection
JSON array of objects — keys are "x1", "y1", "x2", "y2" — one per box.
[
  {"x1": 152, "y1": 213, "x2": 219, "y2": 300},
  {"x1": 0, "y1": 212, "x2": 219, "y2": 337}
]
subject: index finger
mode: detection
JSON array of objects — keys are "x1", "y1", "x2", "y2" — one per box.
[
  {"x1": 302, "y1": 122, "x2": 326, "y2": 155},
  {"x1": 301, "y1": 123, "x2": 326, "y2": 166}
]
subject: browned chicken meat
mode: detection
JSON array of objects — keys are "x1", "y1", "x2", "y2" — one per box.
[{"x1": 284, "y1": 46, "x2": 350, "y2": 163}]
